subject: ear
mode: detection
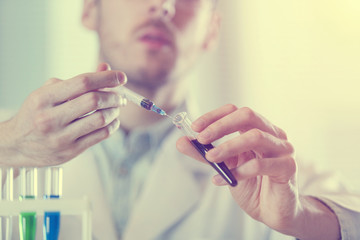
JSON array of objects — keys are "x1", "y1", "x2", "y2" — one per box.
[
  {"x1": 202, "y1": 12, "x2": 221, "y2": 51},
  {"x1": 82, "y1": 0, "x2": 99, "y2": 30}
]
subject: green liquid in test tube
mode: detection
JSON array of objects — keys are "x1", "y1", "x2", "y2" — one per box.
[{"x1": 19, "y1": 168, "x2": 37, "y2": 240}]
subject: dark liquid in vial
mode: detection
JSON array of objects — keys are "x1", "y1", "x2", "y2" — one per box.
[{"x1": 190, "y1": 139, "x2": 237, "y2": 187}]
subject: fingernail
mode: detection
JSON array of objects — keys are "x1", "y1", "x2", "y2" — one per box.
[
  {"x1": 192, "y1": 118, "x2": 205, "y2": 130},
  {"x1": 109, "y1": 119, "x2": 120, "y2": 134},
  {"x1": 116, "y1": 72, "x2": 127, "y2": 84},
  {"x1": 199, "y1": 130, "x2": 211, "y2": 141}
]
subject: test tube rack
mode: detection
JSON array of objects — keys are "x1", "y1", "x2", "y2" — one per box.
[
  {"x1": 0, "y1": 197, "x2": 92, "y2": 240},
  {"x1": 1, "y1": 167, "x2": 92, "y2": 240}
]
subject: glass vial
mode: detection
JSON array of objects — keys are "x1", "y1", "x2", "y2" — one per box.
[
  {"x1": 19, "y1": 167, "x2": 37, "y2": 240},
  {"x1": 0, "y1": 168, "x2": 13, "y2": 240},
  {"x1": 44, "y1": 167, "x2": 63, "y2": 199},
  {"x1": 172, "y1": 112, "x2": 238, "y2": 187},
  {"x1": 43, "y1": 167, "x2": 63, "y2": 240}
]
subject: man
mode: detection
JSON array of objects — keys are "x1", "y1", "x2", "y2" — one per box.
[{"x1": 1, "y1": 0, "x2": 360, "y2": 239}]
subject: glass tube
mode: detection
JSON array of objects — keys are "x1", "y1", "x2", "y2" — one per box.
[
  {"x1": 0, "y1": 168, "x2": 2, "y2": 240},
  {"x1": 1, "y1": 168, "x2": 13, "y2": 240},
  {"x1": 44, "y1": 167, "x2": 63, "y2": 198},
  {"x1": 19, "y1": 168, "x2": 37, "y2": 240},
  {"x1": 43, "y1": 167, "x2": 63, "y2": 240},
  {"x1": 172, "y1": 112, "x2": 238, "y2": 187}
]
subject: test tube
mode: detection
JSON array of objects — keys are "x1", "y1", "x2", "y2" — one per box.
[
  {"x1": 0, "y1": 168, "x2": 13, "y2": 240},
  {"x1": 0, "y1": 168, "x2": 2, "y2": 240},
  {"x1": 43, "y1": 167, "x2": 63, "y2": 240},
  {"x1": 172, "y1": 112, "x2": 238, "y2": 187},
  {"x1": 19, "y1": 168, "x2": 38, "y2": 240}
]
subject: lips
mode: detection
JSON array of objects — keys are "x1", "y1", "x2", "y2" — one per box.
[{"x1": 138, "y1": 28, "x2": 174, "y2": 49}]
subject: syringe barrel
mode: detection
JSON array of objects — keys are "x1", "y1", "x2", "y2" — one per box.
[
  {"x1": 118, "y1": 87, "x2": 146, "y2": 107},
  {"x1": 172, "y1": 112, "x2": 238, "y2": 187},
  {"x1": 116, "y1": 86, "x2": 167, "y2": 114}
]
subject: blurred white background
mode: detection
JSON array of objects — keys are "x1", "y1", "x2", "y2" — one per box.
[{"x1": 1, "y1": 1, "x2": 360, "y2": 188}]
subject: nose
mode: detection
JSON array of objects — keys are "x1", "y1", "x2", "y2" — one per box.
[{"x1": 149, "y1": 0, "x2": 176, "y2": 21}]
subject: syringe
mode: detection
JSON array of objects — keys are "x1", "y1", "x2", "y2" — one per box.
[{"x1": 118, "y1": 87, "x2": 167, "y2": 116}]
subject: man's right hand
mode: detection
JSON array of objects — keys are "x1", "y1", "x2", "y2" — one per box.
[{"x1": 0, "y1": 67, "x2": 126, "y2": 167}]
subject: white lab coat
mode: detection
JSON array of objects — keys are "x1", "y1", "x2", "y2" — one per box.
[
  {"x1": 57, "y1": 129, "x2": 360, "y2": 240},
  {"x1": 2, "y1": 109, "x2": 360, "y2": 240},
  {"x1": 58, "y1": 130, "x2": 280, "y2": 240}
]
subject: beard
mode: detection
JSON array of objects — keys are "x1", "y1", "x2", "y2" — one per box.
[
  {"x1": 100, "y1": 43, "x2": 178, "y2": 91},
  {"x1": 96, "y1": 13, "x2": 181, "y2": 90}
]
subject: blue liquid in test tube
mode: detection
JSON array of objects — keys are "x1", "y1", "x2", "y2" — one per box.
[{"x1": 43, "y1": 167, "x2": 63, "y2": 240}]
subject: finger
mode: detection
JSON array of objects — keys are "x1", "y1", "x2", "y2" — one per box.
[
  {"x1": 196, "y1": 106, "x2": 287, "y2": 145},
  {"x1": 176, "y1": 136, "x2": 241, "y2": 169},
  {"x1": 225, "y1": 151, "x2": 256, "y2": 169},
  {"x1": 95, "y1": 63, "x2": 127, "y2": 96},
  {"x1": 72, "y1": 118, "x2": 120, "y2": 154},
  {"x1": 176, "y1": 136, "x2": 208, "y2": 164},
  {"x1": 44, "y1": 78, "x2": 62, "y2": 86},
  {"x1": 64, "y1": 107, "x2": 120, "y2": 141},
  {"x1": 192, "y1": 104, "x2": 238, "y2": 132},
  {"x1": 213, "y1": 156, "x2": 297, "y2": 186},
  {"x1": 96, "y1": 62, "x2": 111, "y2": 72},
  {"x1": 206, "y1": 129, "x2": 294, "y2": 163},
  {"x1": 54, "y1": 90, "x2": 122, "y2": 126},
  {"x1": 41, "y1": 70, "x2": 127, "y2": 105}
]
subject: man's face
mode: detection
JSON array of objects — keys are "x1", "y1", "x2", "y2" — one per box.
[{"x1": 84, "y1": 0, "x2": 217, "y2": 88}]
